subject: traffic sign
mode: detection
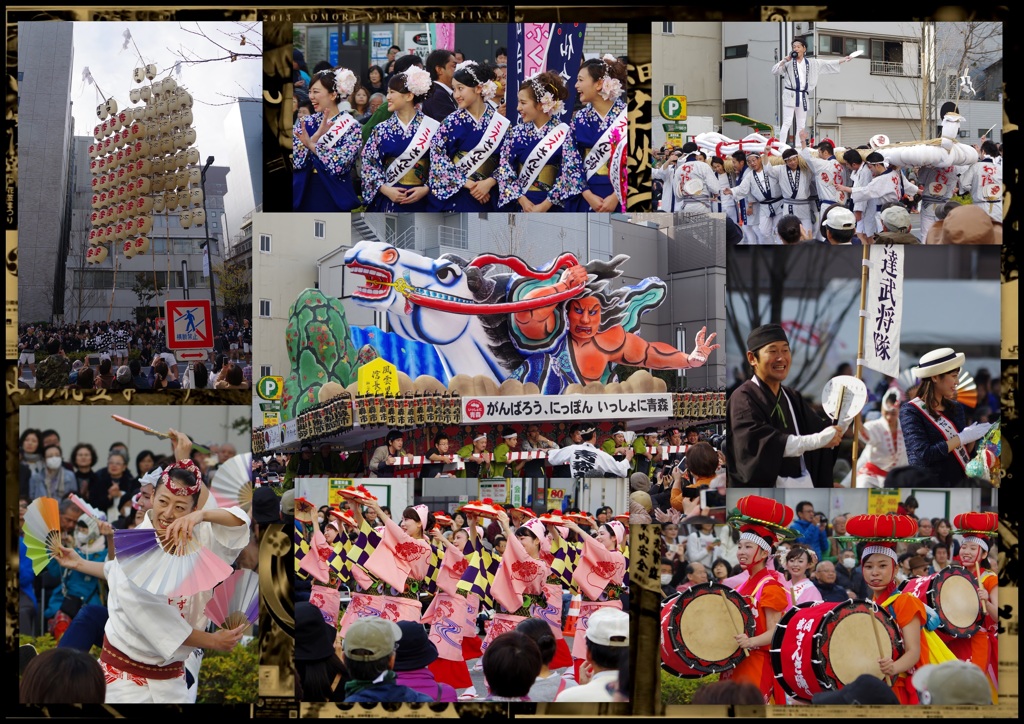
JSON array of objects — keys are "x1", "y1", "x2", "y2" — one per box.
[
  {"x1": 257, "y1": 375, "x2": 284, "y2": 400},
  {"x1": 177, "y1": 351, "x2": 208, "y2": 361},
  {"x1": 165, "y1": 299, "x2": 212, "y2": 350},
  {"x1": 659, "y1": 95, "x2": 687, "y2": 121},
  {"x1": 263, "y1": 411, "x2": 281, "y2": 427},
  {"x1": 667, "y1": 131, "x2": 683, "y2": 144},
  {"x1": 663, "y1": 122, "x2": 687, "y2": 132}
]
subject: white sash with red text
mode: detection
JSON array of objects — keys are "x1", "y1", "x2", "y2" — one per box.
[
  {"x1": 318, "y1": 112, "x2": 359, "y2": 151},
  {"x1": 583, "y1": 107, "x2": 629, "y2": 181},
  {"x1": 384, "y1": 115, "x2": 440, "y2": 186},
  {"x1": 455, "y1": 111, "x2": 510, "y2": 182},
  {"x1": 908, "y1": 397, "x2": 970, "y2": 470},
  {"x1": 518, "y1": 122, "x2": 570, "y2": 191}
]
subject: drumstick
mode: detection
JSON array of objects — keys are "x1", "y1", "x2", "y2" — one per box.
[
  {"x1": 870, "y1": 615, "x2": 892, "y2": 686},
  {"x1": 975, "y1": 561, "x2": 986, "y2": 614},
  {"x1": 111, "y1": 415, "x2": 212, "y2": 454},
  {"x1": 719, "y1": 590, "x2": 750, "y2": 658}
]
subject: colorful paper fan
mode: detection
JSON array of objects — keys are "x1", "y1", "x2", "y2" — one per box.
[
  {"x1": 23, "y1": 497, "x2": 62, "y2": 575},
  {"x1": 68, "y1": 493, "x2": 107, "y2": 522},
  {"x1": 210, "y1": 452, "x2": 254, "y2": 513},
  {"x1": 956, "y1": 371, "x2": 977, "y2": 408},
  {"x1": 205, "y1": 569, "x2": 260, "y2": 630},
  {"x1": 114, "y1": 527, "x2": 233, "y2": 598}
]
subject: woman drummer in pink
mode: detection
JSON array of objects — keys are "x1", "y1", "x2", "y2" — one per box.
[
  {"x1": 840, "y1": 514, "x2": 956, "y2": 704},
  {"x1": 337, "y1": 496, "x2": 433, "y2": 636},
  {"x1": 560, "y1": 515, "x2": 627, "y2": 682}
]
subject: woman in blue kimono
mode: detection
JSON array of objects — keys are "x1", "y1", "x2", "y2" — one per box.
[
  {"x1": 361, "y1": 66, "x2": 437, "y2": 212},
  {"x1": 428, "y1": 61, "x2": 509, "y2": 212},
  {"x1": 293, "y1": 67, "x2": 362, "y2": 212},
  {"x1": 495, "y1": 71, "x2": 585, "y2": 212},
  {"x1": 565, "y1": 55, "x2": 629, "y2": 213}
]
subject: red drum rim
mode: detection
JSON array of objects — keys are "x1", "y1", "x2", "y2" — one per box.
[
  {"x1": 897, "y1": 565, "x2": 983, "y2": 638},
  {"x1": 665, "y1": 582, "x2": 755, "y2": 676}
]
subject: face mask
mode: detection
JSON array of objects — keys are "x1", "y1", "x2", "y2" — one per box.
[
  {"x1": 74, "y1": 530, "x2": 91, "y2": 547},
  {"x1": 660, "y1": 574, "x2": 672, "y2": 585},
  {"x1": 841, "y1": 558, "x2": 856, "y2": 569},
  {"x1": 318, "y1": 515, "x2": 325, "y2": 525},
  {"x1": 46, "y1": 457, "x2": 64, "y2": 470}
]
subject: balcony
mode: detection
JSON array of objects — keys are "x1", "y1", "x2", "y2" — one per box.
[
  {"x1": 438, "y1": 225, "x2": 468, "y2": 250},
  {"x1": 871, "y1": 60, "x2": 918, "y2": 78}
]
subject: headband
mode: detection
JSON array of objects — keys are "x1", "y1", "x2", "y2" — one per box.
[
  {"x1": 473, "y1": 433, "x2": 488, "y2": 442},
  {"x1": 740, "y1": 531, "x2": 772, "y2": 552},
  {"x1": 412, "y1": 504, "x2": 429, "y2": 529},
  {"x1": 862, "y1": 544, "x2": 899, "y2": 563},
  {"x1": 160, "y1": 459, "x2": 203, "y2": 496},
  {"x1": 608, "y1": 520, "x2": 626, "y2": 547},
  {"x1": 962, "y1": 535, "x2": 990, "y2": 552}
]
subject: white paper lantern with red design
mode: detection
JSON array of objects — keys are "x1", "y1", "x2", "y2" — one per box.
[
  {"x1": 189, "y1": 188, "x2": 204, "y2": 208},
  {"x1": 137, "y1": 196, "x2": 154, "y2": 214},
  {"x1": 104, "y1": 225, "x2": 116, "y2": 242},
  {"x1": 91, "y1": 176, "x2": 99, "y2": 190},
  {"x1": 88, "y1": 229, "x2": 98, "y2": 246},
  {"x1": 89, "y1": 158, "x2": 99, "y2": 173},
  {"x1": 125, "y1": 198, "x2": 137, "y2": 218},
  {"x1": 91, "y1": 193, "x2": 100, "y2": 207},
  {"x1": 115, "y1": 222, "x2": 129, "y2": 241},
  {"x1": 191, "y1": 209, "x2": 206, "y2": 227},
  {"x1": 90, "y1": 210, "x2": 100, "y2": 225},
  {"x1": 134, "y1": 140, "x2": 150, "y2": 157},
  {"x1": 122, "y1": 238, "x2": 136, "y2": 259},
  {"x1": 179, "y1": 210, "x2": 193, "y2": 228},
  {"x1": 113, "y1": 202, "x2": 125, "y2": 221},
  {"x1": 136, "y1": 177, "x2": 152, "y2": 195},
  {"x1": 132, "y1": 236, "x2": 151, "y2": 255},
  {"x1": 136, "y1": 158, "x2": 152, "y2": 177},
  {"x1": 93, "y1": 124, "x2": 102, "y2": 140},
  {"x1": 135, "y1": 215, "x2": 153, "y2": 235},
  {"x1": 93, "y1": 245, "x2": 109, "y2": 264}
]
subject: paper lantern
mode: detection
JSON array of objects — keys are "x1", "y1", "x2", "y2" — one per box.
[
  {"x1": 149, "y1": 174, "x2": 164, "y2": 193},
  {"x1": 91, "y1": 193, "x2": 100, "y2": 207},
  {"x1": 96, "y1": 102, "x2": 108, "y2": 120},
  {"x1": 116, "y1": 184, "x2": 128, "y2": 200},
  {"x1": 181, "y1": 92, "x2": 193, "y2": 109},
  {"x1": 173, "y1": 131, "x2": 186, "y2": 150},
  {"x1": 179, "y1": 210, "x2": 193, "y2": 228},
  {"x1": 94, "y1": 245, "x2": 110, "y2": 264},
  {"x1": 97, "y1": 191, "x2": 107, "y2": 205},
  {"x1": 130, "y1": 87, "x2": 141, "y2": 103},
  {"x1": 140, "y1": 85, "x2": 152, "y2": 102},
  {"x1": 93, "y1": 124, "x2": 102, "y2": 140},
  {"x1": 133, "y1": 66, "x2": 145, "y2": 84},
  {"x1": 156, "y1": 100, "x2": 168, "y2": 116},
  {"x1": 136, "y1": 177, "x2": 152, "y2": 195},
  {"x1": 132, "y1": 236, "x2": 151, "y2": 255},
  {"x1": 136, "y1": 196, "x2": 153, "y2": 214},
  {"x1": 152, "y1": 195, "x2": 165, "y2": 213},
  {"x1": 163, "y1": 77, "x2": 177, "y2": 93},
  {"x1": 145, "y1": 64, "x2": 157, "y2": 81},
  {"x1": 103, "y1": 225, "x2": 115, "y2": 241},
  {"x1": 159, "y1": 137, "x2": 174, "y2": 155},
  {"x1": 176, "y1": 189, "x2": 191, "y2": 208},
  {"x1": 183, "y1": 128, "x2": 197, "y2": 147},
  {"x1": 187, "y1": 167, "x2": 201, "y2": 185},
  {"x1": 122, "y1": 239, "x2": 136, "y2": 258},
  {"x1": 176, "y1": 171, "x2": 190, "y2": 190},
  {"x1": 90, "y1": 210, "x2": 100, "y2": 225},
  {"x1": 135, "y1": 215, "x2": 153, "y2": 235},
  {"x1": 136, "y1": 159, "x2": 152, "y2": 176},
  {"x1": 191, "y1": 209, "x2": 206, "y2": 227},
  {"x1": 181, "y1": 109, "x2": 194, "y2": 126},
  {"x1": 125, "y1": 198, "x2": 137, "y2": 217},
  {"x1": 190, "y1": 188, "x2": 204, "y2": 208},
  {"x1": 164, "y1": 190, "x2": 178, "y2": 210}
]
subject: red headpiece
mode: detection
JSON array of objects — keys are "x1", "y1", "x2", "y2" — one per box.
[{"x1": 160, "y1": 460, "x2": 203, "y2": 497}]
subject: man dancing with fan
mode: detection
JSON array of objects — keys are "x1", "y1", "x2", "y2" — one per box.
[{"x1": 53, "y1": 430, "x2": 251, "y2": 703}]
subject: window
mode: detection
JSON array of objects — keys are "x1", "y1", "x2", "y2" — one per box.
[
  {"x1": 723, "y1": 99, "x2": 749, "y2": 116},
  {"x1": 260, "y1": 234, "x2": 272, "y2": 253},
  {"x1": 314, "y1": 220, "x2": 326, "y2": 238},
  {"x1": 819, "y1": 34, "x2": 867, "y2": 58},
  {"x1": 211, "y1": 221, "x2": 218, "y2": 230},
  {"x1": 260, "y1": 365, "x2": 272, "y2": 378},
  {"x1": 663, "y1": 84, "x2": 675, "y2": 97},
  {"x1": 724, "y1": 45, "x2": 748, "y2": 59},
  {"x1": 662, "y1": 22, "x2": 673, "y2": 34},
  {"x1": 259, "y1": 299, "x2": 271, "y2": 318}
]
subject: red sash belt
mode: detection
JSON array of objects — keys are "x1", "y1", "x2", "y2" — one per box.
[{"x1": 101, "y1": 635, "x2": 185, "y2": 680}]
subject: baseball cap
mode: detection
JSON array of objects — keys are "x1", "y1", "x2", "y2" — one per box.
[
  {"x1": 116, "y1": 365, "x2": 132, "y2": 384},
  {"x1": 585, "y1": 608, "x2": 629, "y2": 647},
  {"x1": 912, "y1": 661, "x2": 993, "y2": 705},
  {"x1": 811, "y1": 673, "x2": 900, "y2": 705},
  {"x1": 823, "y1": 207, "x2": 856, "y2": 231},
  {"x1": 280, "y1": 488, "x2": 295, "y2": 516},
  {"x1": 880, "y1": 205, "x2": 911, "y2": 232},
  {"x1": 342, "y1": 618, "x2": 403, "y2": 661}
]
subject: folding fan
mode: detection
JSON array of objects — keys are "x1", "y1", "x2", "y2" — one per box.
[
  {"x1": 113, "y1": 527, "x2": 233, "y2": 598},
  {"x1": 897, "y1": 366, "x2": 918, "y2": 394},
  {"x1": 956, "y1": 371, "x2": 977, "y2": 408},
  {"x1": 210, "y1": 452, "x2": 254, "y2": 513},
  {"x1": 68, "y1": 493, "x2": 107, "y2": 522},
  {"x1": 22, "y1": 497, "x2": 62, "y2": 575},
  {"x1": 205, "y1": 569, "x2": 260, "y2": 630}
]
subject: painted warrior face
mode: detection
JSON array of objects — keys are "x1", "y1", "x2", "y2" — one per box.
[{"x1": 568, "y1": 297, "x2": 601, "y2": 341}]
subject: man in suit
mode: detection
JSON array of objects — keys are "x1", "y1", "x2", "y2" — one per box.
[{"x1": 422, "y1": 48, "x2": 457, "y2": 122}]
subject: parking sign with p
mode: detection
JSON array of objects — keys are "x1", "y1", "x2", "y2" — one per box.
[{"x1": 257, "y1": 376, "x2": 284, "y2": 400}]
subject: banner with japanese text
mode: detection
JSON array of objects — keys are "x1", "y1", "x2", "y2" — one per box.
[
  {"x1": 863, "y1": 243, "x2": 904, "y2": 378},
  {"x1": 461, "y1": 393, "x2": 673, "y2": 423}
]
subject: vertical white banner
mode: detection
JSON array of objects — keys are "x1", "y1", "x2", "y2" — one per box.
[
  {"x1": 862, "y1": 243, "x2": 904, "y2": 377},
  {"x1": 203, "y1": 246, "x2": 210, "y2": 278}
]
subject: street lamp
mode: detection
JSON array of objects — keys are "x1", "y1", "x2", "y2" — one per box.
[{"x1": 200, "y1": 155, "x2": 219, "y2": 347}]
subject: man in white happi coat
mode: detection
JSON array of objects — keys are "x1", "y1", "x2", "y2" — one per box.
[
  {"x1": 771, "y1": 38, "x2": 849, "y2": 148},
  {"x1": 838, "y1": 152, "x2": 919, "y2": 241},
  {"x1": 53, "y1": 430, "x2": 250, "y2": 704},
  {"x1": 673, "y1": 142, "x2": 721, "y2": 212},
  {"x1": 726, "y1": 151, "x2": 759, "y2": 244},
  {"x1": 766, "y1": 148, "x2": 817, "y2": 234},
  {"x1": 547, "y1": 424, "x2": 632, "y2": 478},
  {"x1": 653, "y1": 148, "x2": 682, "y2": 211},
  {"x1": 723, "y1": 151, "x2": 782, "y2": 244},
  {"x1": 958, "y1": 140, "x2": 1003, "y2": 223},
  {"x1": 914, "y1": 163, "x2": 958, "y2": 237}
]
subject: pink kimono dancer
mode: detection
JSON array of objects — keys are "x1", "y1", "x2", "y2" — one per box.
[
  {"x1": 422, "y1": 591, "x2": 479, "y2": 689},
  {"x1": 337, "y1": 587, "x2": 424, "y2": 637},
  {"x1": 539, "y1": 580, "x2": 574, "y2": 670},
  {"x1": 309, "y1": 583, "x2": 342, "y2": 628}
]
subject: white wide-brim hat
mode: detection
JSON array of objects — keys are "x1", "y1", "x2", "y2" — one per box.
[
  {"x1": 682, "y1": 179, "x2": 705, "y2": 196},
  {"x1": 912, "y1": 347, "x2": 965, "y2": 379}
]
